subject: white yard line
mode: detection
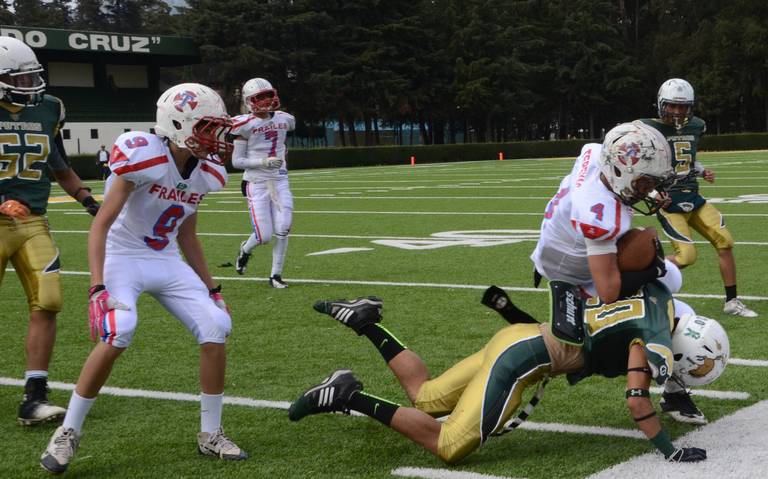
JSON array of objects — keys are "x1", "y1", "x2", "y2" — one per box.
[
  {"x1": 392, "y1": 467, "x2": 520, "y2": 479},
  {"x1": 728, "y1": 358, "x2": 768, "y2": 367},
  {"x1": 587, "y1": 400, "x2": 768, "y2": 479}
]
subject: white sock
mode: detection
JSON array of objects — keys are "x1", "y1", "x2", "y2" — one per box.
[
  {"x1": 244, "y1": 232, "x2": 261, "y2": 252},
  {"x1": 200, "y1": 393, "x2": 223, "y2": 433},
  {"x1": 62, "y1": 392, "x2": 96, "y2": 434},
  {"x1": 271, "y1": 234, "x2": 288, "y2": 277},
  {"x1": 25, "y1": 370, "x2": 48, "y2": 381}
]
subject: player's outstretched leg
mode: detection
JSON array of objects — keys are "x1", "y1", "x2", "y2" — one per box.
[
  {"x1": 288, "y1": 369, "x2": 363, "y2": 421},
  {"x1": 235, "y1": 240, "x2": 251, "y2": 275},
  {"x1": 313, "y1": 297, "x2": 383, "y2": 334}
]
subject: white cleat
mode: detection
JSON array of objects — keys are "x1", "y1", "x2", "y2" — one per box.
[
  {"x1": 269, "y1": 274, "x2": 289, "y2": 289},
  {"x1": 723, "y1": 298, "x2": 758, "y2": 318},
  {"x1": 197, "y1": 428, "x2": 248, "y2": 460},
  {"x1": 40, "y1": 426, "x2": 80, "y2": 474}
]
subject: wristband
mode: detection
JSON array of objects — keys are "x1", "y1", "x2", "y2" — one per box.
[
  {"x1": 82, "y1": 196, "x2": 98, "y2": 207},
  {"x1": 209, "y1": 284, "x2": 222, "y2": 295},
  {"x1": 650, "y1": 429, "x2": 676, "y2": 458},
  {"x1": 89, "y1": 284, "x2": 106, "y2": 296}
]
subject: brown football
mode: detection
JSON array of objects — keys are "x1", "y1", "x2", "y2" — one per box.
[{"x1": 616, "y1": 227, "x2": 658, "y2": 272}]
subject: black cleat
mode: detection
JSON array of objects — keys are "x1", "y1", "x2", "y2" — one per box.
[
  {"x1": 660, "y1": 390, "x2": 707, "y2": 425},
  {"x1": 288, "y1": 369, "x2": 363, "y2": 421},
  {"x1": 312, "y1": 297, "x2": 383, "y2": 335},
  {"x1": 235, "y1": 241, "x2": 250, "y2": 275},
  {"x1": 269, "y1": 274, "x2": 289, "y2": 289},
  {"x1": 18, "y1": 377, "x2": 66, "y2": 426}
]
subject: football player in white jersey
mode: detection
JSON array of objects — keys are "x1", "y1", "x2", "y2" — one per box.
[
  {"x1": 40, "y1": 83, "x2": 247, "y2": 474},
  {"x1": 231, "y1": 78, "x2": 296, "y2": 288},
  {"x1": 531, "y1": 121, "x2": 708, "y2": 424}
]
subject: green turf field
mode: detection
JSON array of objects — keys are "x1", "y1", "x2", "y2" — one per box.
[{"x1": 1, "y1": 151, "x2": 766, "y2": 478}]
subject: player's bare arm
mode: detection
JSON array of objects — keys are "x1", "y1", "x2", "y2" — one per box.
[
  {"x1": 625, "y1": 344, "x2": 661, "y2": 438},
  {"x1": 587, "y1": 253, "x2": 621, "y2": 303},
  {"x1": 87, "y1": 176, "x2": 134, "y2": 285}
]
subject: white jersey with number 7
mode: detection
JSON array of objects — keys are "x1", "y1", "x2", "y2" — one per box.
[{"x1": 231, "y1": 111, "x2": 295, "y2": 182}]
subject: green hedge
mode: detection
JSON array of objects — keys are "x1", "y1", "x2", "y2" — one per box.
[{"x1": 65, "y1": 132, "x2": 768, "y2": 180}]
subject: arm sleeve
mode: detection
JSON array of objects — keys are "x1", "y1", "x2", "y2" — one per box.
[
  {"x1": 585, "y1": 237, "x2": 617, "y2": 255},
  {"x1": 230, "y1": 139, "x2": 264, "y2": 169}
]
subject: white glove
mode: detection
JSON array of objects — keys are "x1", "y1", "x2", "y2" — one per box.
[{"x1": 260, "y1": 157, "x2": 283, "y2": 169}]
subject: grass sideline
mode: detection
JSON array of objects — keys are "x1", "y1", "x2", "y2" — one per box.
[{"x1": 1, "y1": 151, "x2": 766, "y2": 478}]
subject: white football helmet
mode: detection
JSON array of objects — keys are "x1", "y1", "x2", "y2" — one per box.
[
  {"x1": 672, "y1": 314, "x2": 729, "y2": 387},
  {"x1": 242, "y1": 77, "x2": 280, "y2": 114},
  {"x1": 657, "y1": 78, "x2": 694, "y2": 130},
  {"x1": 155, "y1": 83, "x2": 233, "y2": 164},
  {"x1": 0, "y1": 36, "x2": 45, "y2": 107},
  {"x1": 599, "y1": 121, "x2": 674, "y2": 214}
]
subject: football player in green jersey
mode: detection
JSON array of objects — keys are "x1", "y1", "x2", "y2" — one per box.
[
  {"x1": 0, "y1": 36, "x2": 100, "y2": 426},
  {"x1": 287, "y1": 283, "x2": 727, "y2": 464},
  {"x1": 640, "y1": 78, "x2": 757, "y2": 319}
]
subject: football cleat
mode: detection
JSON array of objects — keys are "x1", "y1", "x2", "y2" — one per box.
[
  {"x1": 18, "y1": 377, "x2": 66, "y2": 426},
  {"x1": 40, "y1": 426, "x2": 79, "y2": 474},
  {"x1": 197, "y1": 427, "x2": 248, "y2": 460},
  {"x1": 235, "y1": 241, "x2": 250, "y2": 275},
  {"x1": 660, "y1": 390, "x2": 707, "y2": 425},
  {"x1": 288, "y1": 369, "x2": 363, "y2": 422},
  {"x1": 312, "y1": 297, "x2": 383, "y2": 335},
  {"x1": 269, "y1": 274, "x2": 288, "y2": 289},
  {"x1": 723, "y1": 298, "x2": 758, "y2": 318}
]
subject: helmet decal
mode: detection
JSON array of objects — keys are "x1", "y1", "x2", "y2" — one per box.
[
  {"x1": 616, "y1": 142, "x2": 641, "y2": 166},
  {"x1": 173, "y1": 90, "x2": 199, "y2": 112}
]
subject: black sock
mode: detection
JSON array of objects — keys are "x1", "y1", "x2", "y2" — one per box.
[
  {"x1": 360, "y1": 323, "x2": 406, "y2": 363},
  {"x1": 725, "y1": 285, "x2": 737, "y2": 302},
  {"x1": 347, "y1": 391, "x2": 399, "y2": 426}
]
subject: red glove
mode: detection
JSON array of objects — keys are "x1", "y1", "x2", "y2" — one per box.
[{"x1": 88, "y1": 285, "x2": 130, "y2": 341}]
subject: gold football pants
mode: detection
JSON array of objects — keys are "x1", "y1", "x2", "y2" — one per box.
[
  {"x1": 414, "y1": 323, "x2": 551, "y2": 463},
  {"x1": 0, "y1": 214, "x2": 62, "y2": 312},
  {"x1": 658, "y1": 202, "x2": 734, "y2": 266}
]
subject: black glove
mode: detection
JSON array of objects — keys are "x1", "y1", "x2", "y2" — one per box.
[
  {"x1": 651, "y1": 236, "x2": 666, "y2": 278},
  {"x1": 666, "y1": 447, "x2": 707, "y2": 462},
  {"x1": 82, "y1": 195, "x2": 100, "y2": 216}
]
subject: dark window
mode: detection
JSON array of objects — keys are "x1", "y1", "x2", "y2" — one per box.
[
  {"x1": 62, "y1": 129, "x2": 71, "y2": 140},
  {"x1": 90, "y1": 129, "x2": 98, "y2": 139}
]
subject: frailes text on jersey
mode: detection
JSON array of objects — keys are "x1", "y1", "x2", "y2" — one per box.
[
  {"x1": 251, "y1": 122, "x2": 290, "y2": 134},
  {"x1": 148, "y1": 183, "x2": 204, "y2": 205}
]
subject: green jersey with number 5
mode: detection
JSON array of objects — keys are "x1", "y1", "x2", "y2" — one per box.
[
  {"x1": 638, "y1": 117, "x2": 707, "y2": 214},
  {"x1": 0, "y1": 95, "x2": 69, "y2": 215}
]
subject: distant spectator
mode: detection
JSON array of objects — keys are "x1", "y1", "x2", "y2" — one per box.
[{"x1": 96, "y1": 145, "x2": 109, "y2": 180}]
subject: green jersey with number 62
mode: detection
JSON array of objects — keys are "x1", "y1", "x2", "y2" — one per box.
[
  {"x1": 638, "y1": 117, "x2": 707, "y2": 213},
  {"x1": 582, "y1": 281, "x2": 676, "y2": 385},
  {"x1": 0, "y1": 95, "x2": 69, "y2": 215}
]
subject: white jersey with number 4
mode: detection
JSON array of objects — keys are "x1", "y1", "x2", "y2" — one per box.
[
  {"x1": 231, "y1": 111, "x2": 295, "y2": 182},
  {"x1": 531, "y1": 143, "x2": 634, "y2": 290},
  {"x1": 105, "y1": 132, "x2": 227, "y2": 257}
]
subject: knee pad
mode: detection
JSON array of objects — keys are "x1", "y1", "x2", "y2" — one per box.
[
  {"x1": 99, "y1": 308, "x2": 137, "y2": 349},
  {"x1": 196, "y1": 306, "x2": 232, "y2": 344},
  {"x1": 673, "y1": 243, "x2": 698, "y2": 267}
]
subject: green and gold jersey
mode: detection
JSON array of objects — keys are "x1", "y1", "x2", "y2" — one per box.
[
  {"x1": 582, "y1": 281, "x2": 675, "y2": 385},
  {"x1": 0, "y1": 95, "x2": 69, "y2": 215},
  {"x1": 638, "y1": 117, "x2": 707, "y2": 213}
]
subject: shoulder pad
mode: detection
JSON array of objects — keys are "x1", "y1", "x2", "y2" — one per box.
[
  {"x1": 39, "y1": 95, "x2": 66, "y2": 124},
  {"x1": 199, "y1": 161, "x2": 227, "y2": 192},
  {"x1": 573, "y1": 192, "x2": 629, "y2": 241},
  {"x1": 110, "y1": 132, "x2": 169, "y2": 184},
  {"x1": 231, "y1": 114, "x2": 254, "y2": 137}
]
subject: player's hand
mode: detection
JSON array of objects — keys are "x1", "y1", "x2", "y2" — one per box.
[
  {"x1": 260, "y1": 157, "x2": 283, "y2": 169},
  {"x1": 0, "y1": 199, "x2": 31, "y2": 219},
  {"x1": 82, "y1": 196, "x2": 100, "y2": 216},
  {"x1": 209, "y1": 285, "x2": 231, "y2": 316},
  {"x1": 702, "y1": 169, "x2": 715, "y2": 183},
  {"x1": 666, "y1": 447, "x2": 707, "y2": 462},
  {"x1": 88, "y1": 285, "x2": 130, "y2": 341},
  {"x1": 651, "y1": 236, "x2": 667, "y2": 278}
]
